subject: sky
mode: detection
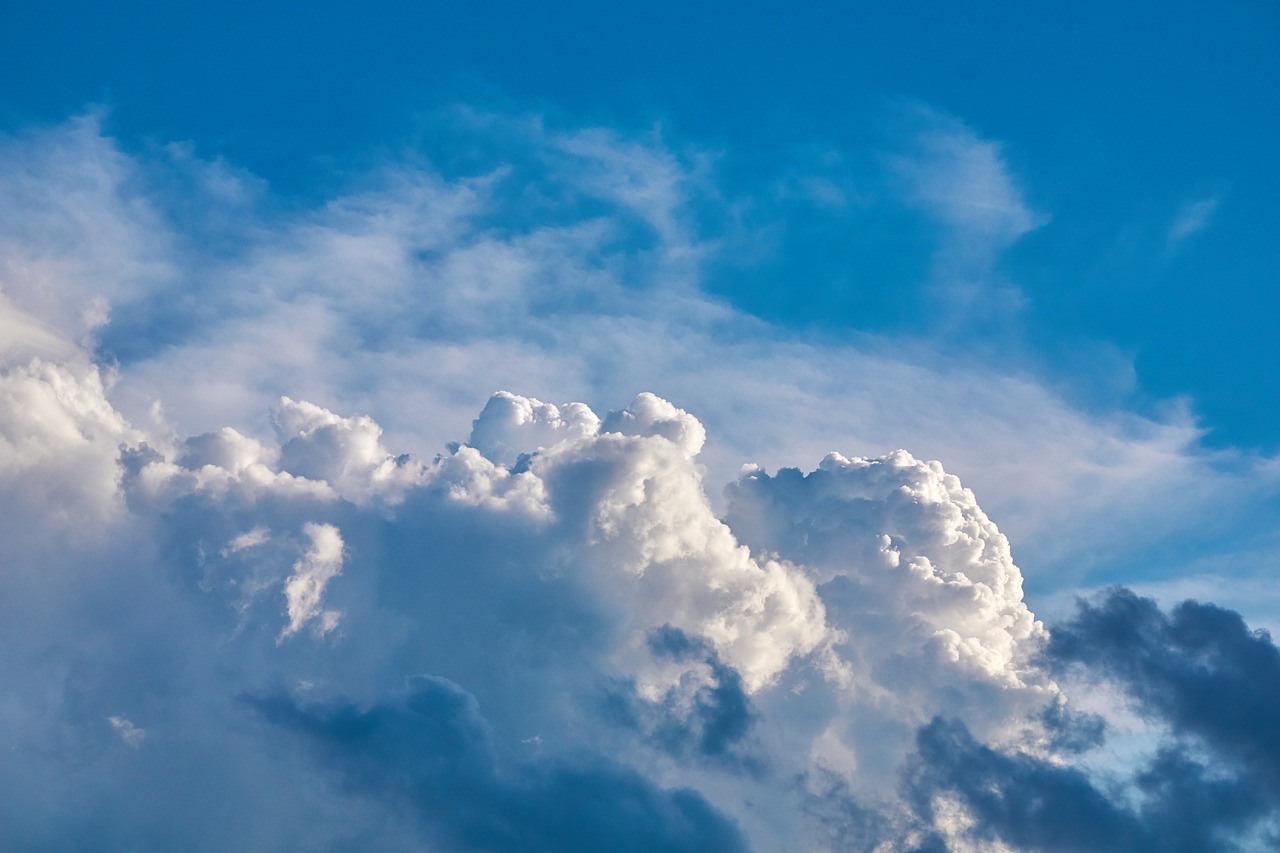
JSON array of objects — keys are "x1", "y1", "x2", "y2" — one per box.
[{"x1": 1, "y1": 3, "x2": 1279, "y2": 851}]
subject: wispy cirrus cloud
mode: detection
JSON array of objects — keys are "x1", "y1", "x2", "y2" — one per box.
[
  {"x1": 892, "y1": 110, "x2": 1043, "y2": 250},
  {"x1": 889, "y1": 108, "x2": 1046, "y2": 320}
]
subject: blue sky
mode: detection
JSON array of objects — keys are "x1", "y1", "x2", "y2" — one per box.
[{"x1": 2, "y1": 3, "x2": 1280, "y2": 851}]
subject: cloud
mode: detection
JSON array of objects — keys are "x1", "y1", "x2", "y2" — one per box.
[
  {"x1": 0, "y1": 357, "x2": 1061, "y2": 847},
  {"x1": 1046, "y1": 588, "x2": 1280, "y2": 791},
  {"x1": 3, "y1": 109, "x2": 1280, "y2": 851},
  {"x1": 248, "y1": 676, "x2": 751, "y2": 853},
  {"x1": 604, "y1": 626, "x2": 758, "y2": 768},
  {"x1": 725, "y1": 451, "x2": 1045, "y2": 690},
  {"x1": 107, "y1": 715, "x2": 147, "y2": 748},
  {"x1": 0, "y1": 358, "x2": 140, "y2": 530},
  {"x1": 902, "y1": 588, "x2": 1280, "y2": 852},
  {"x1": 466, "y1": 390, "x2": 601, "y2": 468},
  {"x1": 892, "y1": 110, "x2": 1043, "y2": 252},
  {"x1": 279, "y1": 522, "x2": 346, "y2": 640},
  {"x1": 907, "y1": 716, "x2": 1152, "y2": 852},
  {"x1": 0, "y1": 114, "x2": 175, "y2": 349},
  {"x1": 1167, "y1": 196, "x2": 1220, "y2": 248},
  {"x1": 224, "y1": 526, "x2": 270, "y2": 554},
  {"x1": 889, "y1": 107, "x2": 1045, "y2": 319},
  {"x1": 225, "y1": 129, "x2": 1269, "y2": 579},
  {"x1": 722, "y1": 448, "x2": 1055, "y2": 812},
  {"x1": 2, "y1": 347, "x2": 1279, "y2": 848},
  {"x1": 273, "y1": 397, "x2": 426, "y2": 503},
  {"x1": 2, "y1": 111, "x2": 1272, "y2": 603},
  {"x1": 0, "y1": 297, "x2": 75, "y2": 359}
]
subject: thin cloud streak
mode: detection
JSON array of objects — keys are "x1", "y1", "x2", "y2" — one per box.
[{"x1": 1167, "y1": 195, "x2": 1221, "y2": 249}]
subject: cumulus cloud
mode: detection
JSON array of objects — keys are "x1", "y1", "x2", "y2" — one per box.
[
  {"x1": 273, "y1": 397, "x2": 426, "y2": 503},
  {"x1": 725, "y1": 449, "x2": 1044, "y2": 692},
  {"x1": 723, "y1": 449, "x2": 1054, "y2": 811},
  {"x1": 0, "y1": 349, "x2": 1049, "y2": 847},
  {"x1": 466, "y1": 390, "x2": 601, "y2": 467},
  {"x1": 457, "y1": 392, "x2": 831, "y2": 695},
  {"x1": 0, "y1": 358, "x2": 140, "y2": 528}
]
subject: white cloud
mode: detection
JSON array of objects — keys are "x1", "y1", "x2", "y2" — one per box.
[
  {"x1": 108, "y1": 715, "x2": 146, "y2": 748},
  {"x1": 725, "y1": 448, "x2": 1055, "y2": 805},
  {"x1": 0, "y1": 358, "x2": 140, "y2": 530},
  {"x1": 887, "y1": 108, "x2": 1046, "y2": 320},
  {"x1": 0, "y1": 114, "x2": 175, "y2": 345},
  {"x1": 466, "y1": 390, "x2": 601, "y2": 467},
  {"x1": 0, "y1": 297, "x2": 74, "y2": 359},
  {"x1": 279, "y1": 522, "x2": 345, "y2": 640},
  {"x1": 1167, "y1": 194, "x2": 1220, "y2": 248},
  {"x1": 0, "y1": 342, "x2": 1270, "y2": 848},
  {"x1": 525, "y1": 393, "x2": 832, "y2": 693},
  {"x1": 552, "y1": 125, "x2": 699, "y2": 248},
  {"x1": 273, "y1": 397, "x2": 426, "y2": 503},
  {"x1": 892, "y1": 109, "x2": 1044, "y2": 255},
  {"x1": 225, "y1": 526, "x2": 271, "y2": 554}
]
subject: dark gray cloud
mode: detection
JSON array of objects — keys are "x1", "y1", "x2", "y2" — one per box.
[
  {"x1": 1047, "y1": 587, "x2": 1280, "y2": 789},
  {"x1": 907, "y1": 716, "x2": 1150, "y2": 852},
  {"x1": 903, "y1": 588, "x2": 1280, "y2": 852},
  {"x1": 248, "y1": 676, "x2": 750, "y2": 853},
  {"x1": 1039, "y1": 695, "x2": 1106, "y2": 755},
  {"x1": 601, "y1": 626, "x2": 759, "y2": 769},
  {"x1": 906, "y1": 715, "x2": 1275, "y2": 853}
]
